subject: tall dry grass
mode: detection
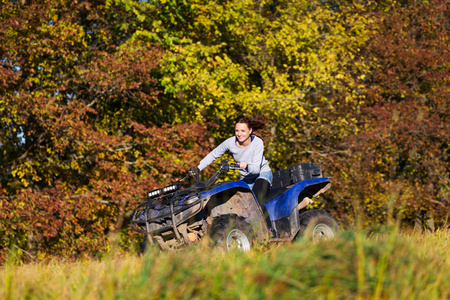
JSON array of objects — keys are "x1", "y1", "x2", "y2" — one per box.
[{"x1": 1, "y1": 228, "x2": 449, "y2": 299}]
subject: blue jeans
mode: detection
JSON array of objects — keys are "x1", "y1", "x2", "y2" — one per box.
[{"x1": 241, "y1": 171, "x2": 273, "y2": 190}]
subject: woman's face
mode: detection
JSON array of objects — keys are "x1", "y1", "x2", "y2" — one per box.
[{"x1": 235, "y1": 122, "x2": 252, "y2": 144}]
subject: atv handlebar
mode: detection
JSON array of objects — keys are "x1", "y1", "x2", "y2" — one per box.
[
  {"x1": 199, "y1": 159, "x2": 241, "y2": 187},
  {"x1": 229, "y1": 163, "x2": 240, "y2": 170},
  {"x1": 143, "y1": 160, "x2": 241, "y2": 202}
]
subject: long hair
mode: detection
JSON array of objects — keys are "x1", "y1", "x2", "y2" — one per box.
[{"x1": 234, "y1": 115, "x2": 268, "y2": 132}]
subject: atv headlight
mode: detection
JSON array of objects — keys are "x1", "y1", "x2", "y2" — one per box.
[
  {"x1": 162, "y1": 184, "x2": 181, "y2": 194},
  {"x1": 147, "y1": 189, "x2": 162, "y2": 199}
]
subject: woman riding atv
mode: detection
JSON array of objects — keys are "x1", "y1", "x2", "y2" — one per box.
[{"x1": 197, "y1": 115, "x2": 272, "y2": 205}]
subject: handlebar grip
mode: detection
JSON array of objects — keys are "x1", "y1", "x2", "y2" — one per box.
[
  {"x1": 229, "y1": 163, "x2": 240, "y2": 169},
  {"x1": 189, "y1": 167, "x2": 200, "y2": 180}
]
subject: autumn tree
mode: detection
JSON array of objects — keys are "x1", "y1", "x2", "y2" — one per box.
[
  {"x1": 0, "y1": 0, "x2": 209, "y2": 262},
  {"x1": 331, "y1": 0, "x2": 450, "y2": 228},
  {"x1": 145, "y1": 0, "x2": 374, "y2": 168}
]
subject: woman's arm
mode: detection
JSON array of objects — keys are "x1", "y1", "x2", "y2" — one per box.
[{"x1": 197, "y1": 138, "x2": 231, "y2": 171}]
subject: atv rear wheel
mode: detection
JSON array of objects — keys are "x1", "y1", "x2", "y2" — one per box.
[
  {"x1": 209, "y1": 215, "x2": 255, "y2": 252},
  {"x1": 298, "y1": 209, "x2": 339, "y2": 242}
]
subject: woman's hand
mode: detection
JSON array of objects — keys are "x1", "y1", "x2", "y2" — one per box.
[{"x1": 238, "y1": 162, "x2": 248, "y2": 169}]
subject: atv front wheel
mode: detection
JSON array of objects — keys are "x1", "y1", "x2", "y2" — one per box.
[
  {"x1": 298, "y1": 209, "x2": 339, "y2": 242},
  {"x1": 209, "y1": 215, "x2": 255, "y2": 252}
]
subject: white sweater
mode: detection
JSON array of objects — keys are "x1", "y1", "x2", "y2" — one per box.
[{"x1": 198, "y1": 135, "x2": 271, "y2": 178}]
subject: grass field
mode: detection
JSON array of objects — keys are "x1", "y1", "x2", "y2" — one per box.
[{"x1": 1, "y1": 227, "x2": 449, "y2": 299}]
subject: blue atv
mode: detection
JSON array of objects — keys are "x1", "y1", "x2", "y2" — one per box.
[{"x1": 131, "y1": 159, "x2": 339, "y2": 252}]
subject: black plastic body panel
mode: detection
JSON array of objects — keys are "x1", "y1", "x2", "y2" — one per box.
[{"x1": 272, "y1": 162, "x2": 322, "y2": 188}]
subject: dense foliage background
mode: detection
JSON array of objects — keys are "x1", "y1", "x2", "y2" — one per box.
[{"x1": 0, "y1": 0, "x2": 448, "y2": 262}]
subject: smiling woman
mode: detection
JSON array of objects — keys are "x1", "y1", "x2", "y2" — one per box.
[{"x1": 197, "y1": 115, "x2": 272, "y2": 204}]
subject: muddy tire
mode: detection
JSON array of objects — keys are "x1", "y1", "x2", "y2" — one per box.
[
  {"x1": 298, "y1": 209, "x2": 340, "y2": 241},
  {"x1": 209, "y1": 215, "x2": 256, "y2": 252}
]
